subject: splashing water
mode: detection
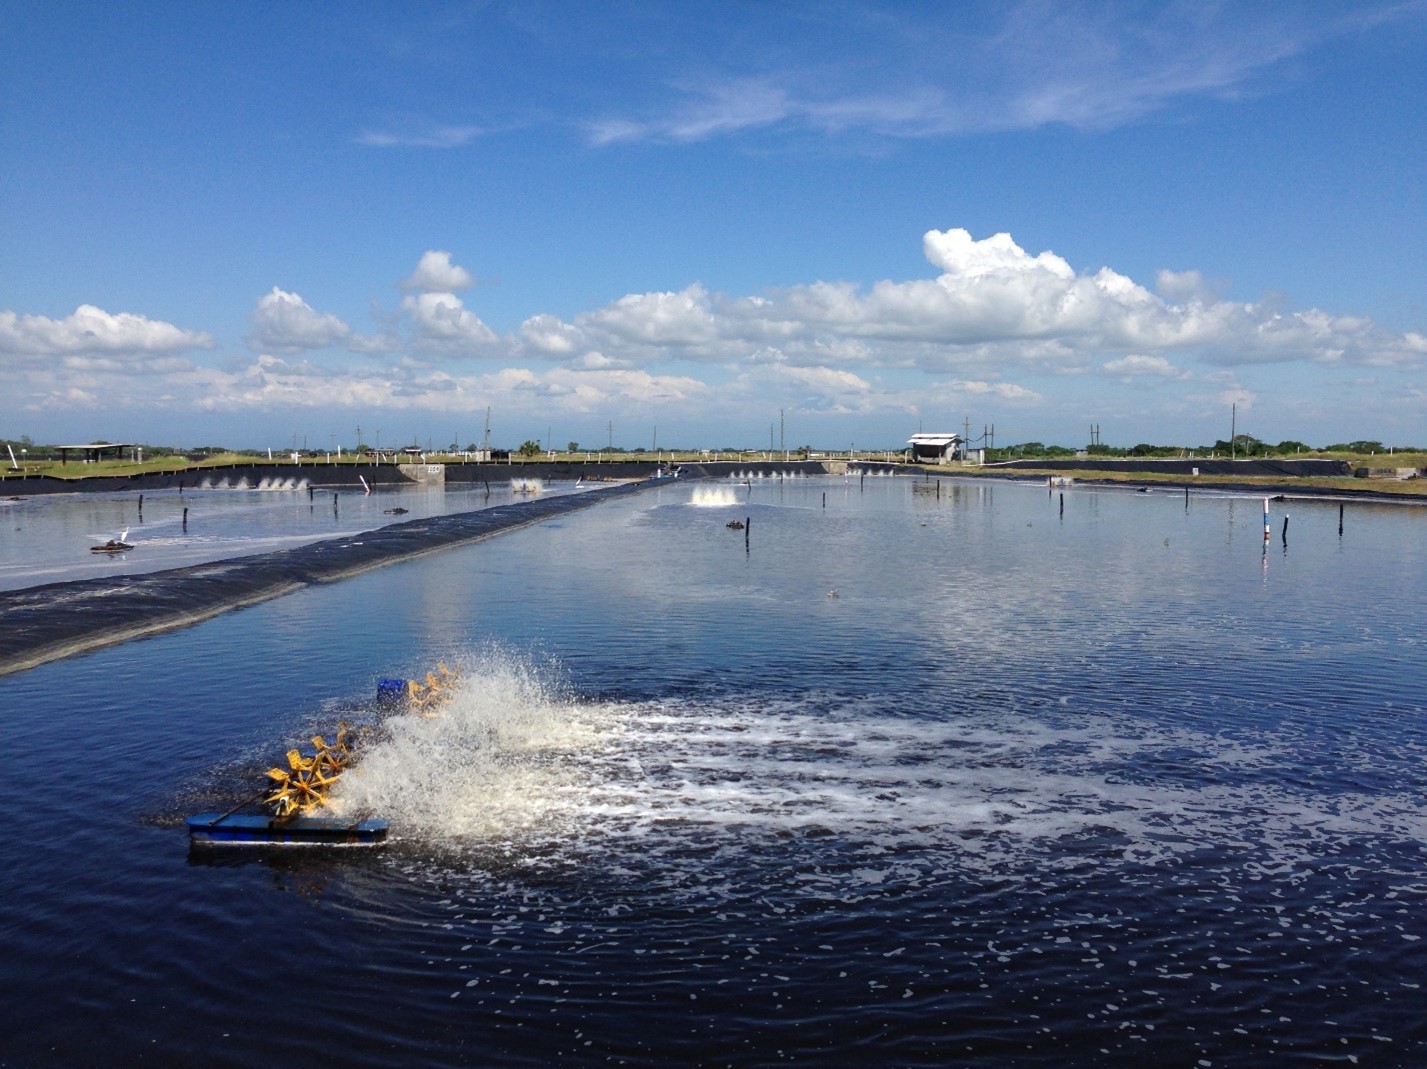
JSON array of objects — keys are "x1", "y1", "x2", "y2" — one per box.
[
  {"x1": 511, "y1": 477, "x2": 544, "y2": 494},
  {"x1": 689, "y1": 486, "x2": 739, "y2": 507},
  {"x1": 328, "y1": 649, "x2": 606, "y2": 841}
]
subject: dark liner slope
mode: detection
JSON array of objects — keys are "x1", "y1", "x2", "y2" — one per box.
[{"x1": 0, "y1": 483, "x2": 647, "y2": 679}]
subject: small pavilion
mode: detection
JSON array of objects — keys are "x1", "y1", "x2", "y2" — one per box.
[{"x1": 54, "y1": 443, "x2": 138, "y2": 465}]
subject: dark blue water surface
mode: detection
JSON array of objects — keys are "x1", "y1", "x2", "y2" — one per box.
[{"x1": 2, "y1": 474, "x2": 1425, "y2": 1067}]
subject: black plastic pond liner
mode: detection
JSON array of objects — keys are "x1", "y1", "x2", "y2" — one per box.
[{"x1": 0, "y1": 483, "x2": 647, "y2": 678}]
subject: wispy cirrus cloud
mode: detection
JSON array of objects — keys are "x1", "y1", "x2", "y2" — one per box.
[
  {"x1": 356, "y1": 122, "x2": 493, "y2": 149},
  {"x1": 585, "y1": 2, "x2": 1423, "y2": 145}
]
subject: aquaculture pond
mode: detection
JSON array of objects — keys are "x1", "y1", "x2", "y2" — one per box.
[{"x1": 2, "y1": 473, "x2": 1424, "y2": 1066}]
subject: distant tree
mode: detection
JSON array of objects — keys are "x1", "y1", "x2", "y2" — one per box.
[
  {"x1": 517, "y1": 440, "x2": 541, "y2": 457},
  {"x1": 1211, "y1": 435, "x2": 1265, "y2": 456},
  {"x1": 1347, "y1": 440, "x2": 1385, "y2": 454},
  {"x1": 1274, "y1": 440, "x2": 1310, "y2": 454},
  {"x1": 1086, "y1": 443, "x2": 1113, "y2": 455},
  {"x1": 567, "y1": 441, "x2": 580, "y2": 453}
]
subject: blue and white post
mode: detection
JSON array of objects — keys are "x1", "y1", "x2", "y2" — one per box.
[{"x1": 1263, "y1": 497, "x2": 1271, "y2": 546}]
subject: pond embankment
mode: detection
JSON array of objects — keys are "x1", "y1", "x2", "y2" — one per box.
[{"x1": 0, "y1": 482, "x2": 649, "y2": 678}]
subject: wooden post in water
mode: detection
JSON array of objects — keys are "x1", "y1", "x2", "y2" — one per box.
[
  {"x1": 1059, "y1": 492, "x2": 1064, "y2": 515},
  {"x1": 822, "y1": 492, "x2": 826, "y2": 508},
  {"x1": 1282, "y1": 515, "x2": 1289, "y2": 545},
  {"x1": 333, "y1": 492, "x2": 339, "y2": 515},
  {"x1": 1184, "y1": 486, "x2": 1189, "y2": 508},
  {"x1": 182, "y1": 507, "x2": 188, "y2": 531},
  {"x1": 744, "y1": 517, "x2": 750, "y2": 551},
  {"x1": 138, "y1": 494, "x2": 143, "y2": 521},
  {"x1": 1339, "y1": 503, "x2": 1344, "y2": 536}
]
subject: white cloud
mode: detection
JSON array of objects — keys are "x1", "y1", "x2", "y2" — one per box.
[
  {"x1": 8, "y1": 227, "x2": 1421, "y2": 446},
  {"x1": 0, "y1": 305, "x2": 213, "y2": 361},
  {"x1": 403, "y1": 292, "x2": 499, "y2": 352},
  {"x1": 1218, "y1": 387, "x2": 1256, "y2": 411},
  {"x1": 247, "y1": 287, "x2": 352, "y2": 353},
  {"x1": 581, "y1": 284, "x2": 720, "y2": 346},
  {"x1": 401, "y1": 251, "x2": 475, "y2": 294},
  {"x1": 581, "y1": 5, "x2": 1415, "y2": 146},
  {"x1": 528, "y1": 228, "x2": 1426, "y2": 375},
  {"x1": 357, "y1": 124, "x2": 487, "y2": 149},
  {"x1": 1103, "y1": 354, "x2": 1186, "y2": 379},
  {"x1": 519, "y1": 313, "x2": 582, "y2": 355}
]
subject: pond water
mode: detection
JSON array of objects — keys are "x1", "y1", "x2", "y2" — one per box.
[
  {"x1": 0, "y1": 476, "x2": 582, "y2": 590},
  {"x1": 2, "y1": 473, "x2": 1424, "y2": 1066}
]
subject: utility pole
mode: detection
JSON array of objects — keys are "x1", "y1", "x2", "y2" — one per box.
[
  {"x1": 779, "y1": 408, "x2": 785, "y2": 457},
  {"x1": 1230, "y1": 403, "x2": 1237, "y2": 460},
  {"x1": 607, "y1": 420, "x2": 613, "y2": 452},
  {"x1": 483, "y1": 407, "x2": 491, "y2": 454}
]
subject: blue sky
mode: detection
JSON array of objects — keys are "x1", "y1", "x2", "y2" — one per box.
[{"x1": 2, "y1": 1, "x2": 1424, "y2": 452}]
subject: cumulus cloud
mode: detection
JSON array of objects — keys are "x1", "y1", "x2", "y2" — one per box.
[
  {"x1": 9, "y1": 227, "x2": 1420, "y2": 443},
  {"x1": 582, "y1": 284, "x2": 720, "y2": 347},
  {"x1": 403, "y1": 292, "x2": 499, "y2": 352},
  {"x1": 522, "y1": 228, "x2": 1424, "y2": 376},
  {"x1": 401, "y1": 250, "x2": 475, "y2": 294},
  {"x1": 247, "y1": 287, "x2": 353, "y2": 353},
  {"x1": 519, "y1": 314, "x2": 583, "y2": 355},
  {"x1": 0, "y1": 305, "x2": 213, "y2": 360}
]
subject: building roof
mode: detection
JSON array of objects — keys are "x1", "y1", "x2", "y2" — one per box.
[{"x1": 907, "y1": 433, "x2": 963, "y2": 446}]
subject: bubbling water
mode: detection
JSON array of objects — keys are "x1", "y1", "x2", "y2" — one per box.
[
  {"x1": 689, "y1": 486, "x2": 738, "y2": 507},
  {"x1": 328, "y1": 649, "x2": 607, "y2": 841},
  {"x1": 195, "y1": 475, "x2": 309, "y2": 491},
  {"x1": 511, "y1": 477, "x2": 544, "y2": 494}
]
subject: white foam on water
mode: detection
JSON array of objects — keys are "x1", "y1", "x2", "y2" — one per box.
[
  {"x1": 511, "y1": 478, "x2": 544, "y2": 495},
  {"x1": 328, "y1": 649, "x2": 608, "y2": 839},
  {"x1": 326, "y1": 649, "x2": 1427, "y2": 891},
  {"x1": 689, "y1": 486, "x2": 739, "y2": 507}
]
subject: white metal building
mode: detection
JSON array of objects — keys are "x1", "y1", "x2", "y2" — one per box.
[{"x1": 907, "y1": 433, "x2": 964, "y2": 463}]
